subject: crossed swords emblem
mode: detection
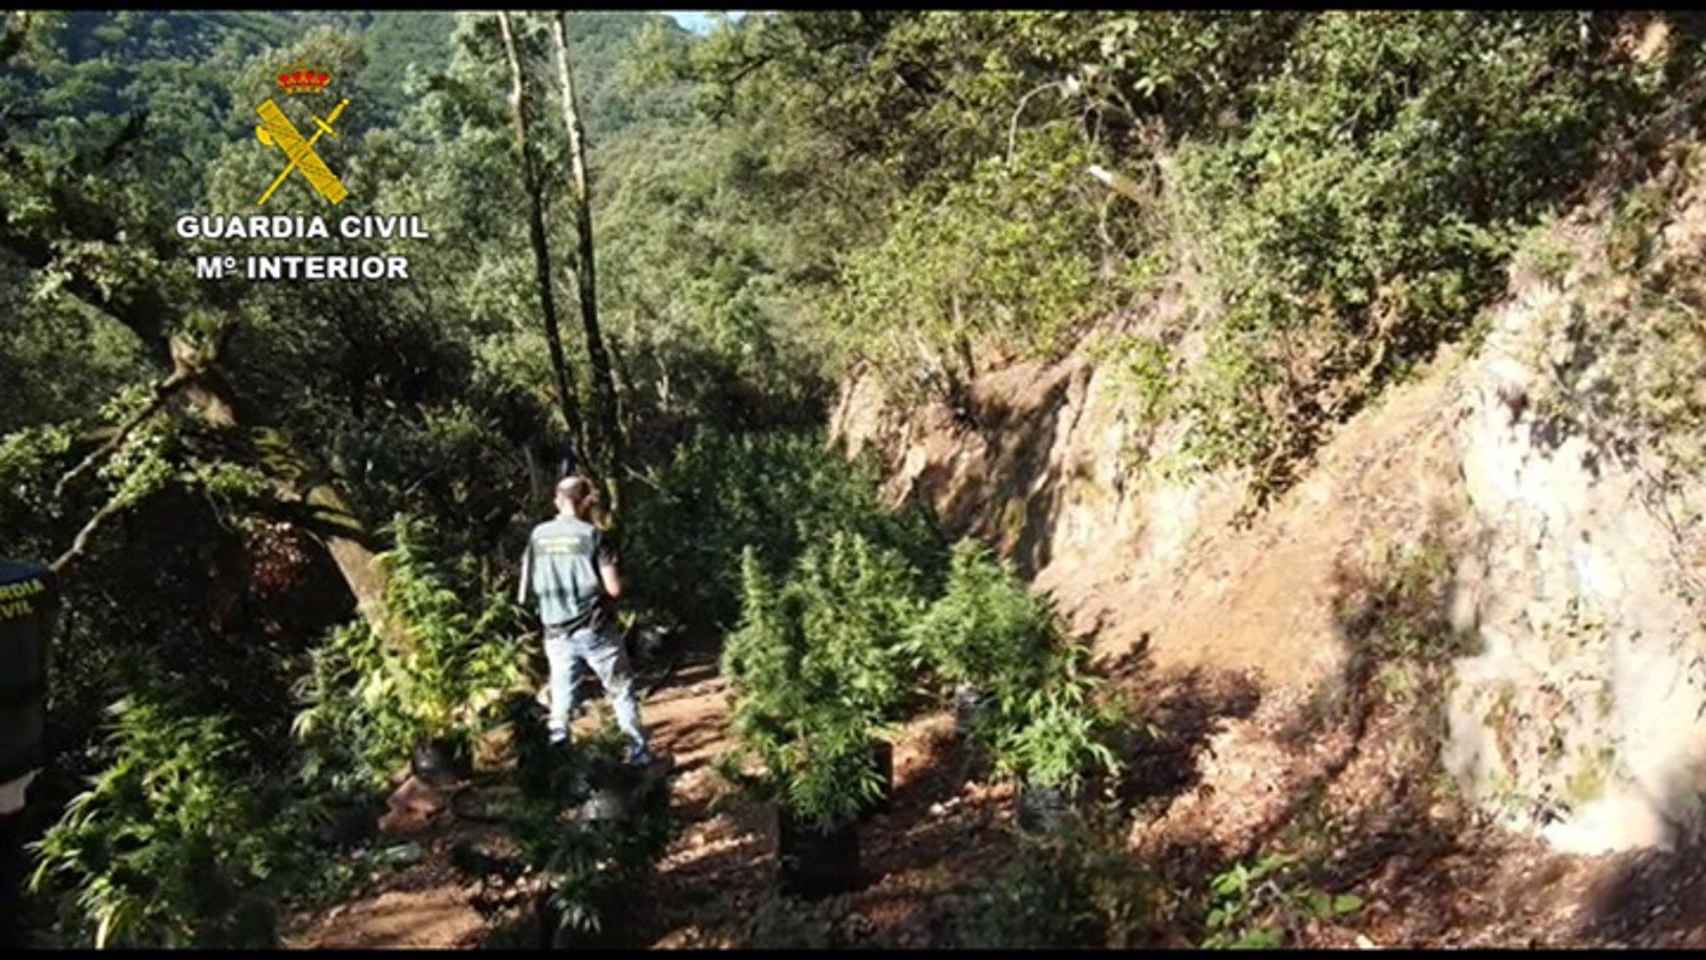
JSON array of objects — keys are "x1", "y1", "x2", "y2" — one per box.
[{"x1": 254, "y1": 97, "x2": 350, "y2": 206}]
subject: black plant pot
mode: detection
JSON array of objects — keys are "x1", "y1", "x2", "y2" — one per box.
[
  {"x1": 858, "y1": 740, "x2": 895, "y2": 820},
  {"x1": 576, "y1": 781, "x2": 632, "y2": 823},
  {"x1": 411, "y1": 736, "x2": 470, "y2": 788},
  {"x1": 575, "y1": 765, "x2": 637, "y2": 823},
  {"x1": 953, "y1": 684, "x2": 994, "y2": 738},
  {"x1": 776, "y1": 807, "x2": 861, "y2": 900},
  {"x1": 1015, "y1": 781, "x2": 1076, "y2": 834},
  {"x1": 570, "y1": 758, "x2": 669, "y2": 825},
  {"x1": 630, "y1": 624, "x2": 669, "y2": 662}
]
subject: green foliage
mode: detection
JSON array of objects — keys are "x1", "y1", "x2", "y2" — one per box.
[
  {"x1": 904, "y1": 539, "x2": 1059, "y2": 702},
  {"x1": 1163, "y1": 11, "x2": 1653, "y2": 504},
  {"x1": 356, "y1": 13, "x2": 455, "y2": 129},
  {"x1": 719, "y1": 532, "x2": 922, "y2": 828},
  {"x1": 904, "y1": 538, "x2": 1128, "y2": 794},
  {"x1": 475, "y1": 718, "x2": 678, "y2": 945},
  {"x1": 0, "y1": 303, "x2": 153, "y2": 438},
  {"x1": 1101, "y1": 335, "x2": 1178, "y2": 428},
  {"x1": 624, "y1": 428, "x2": 945, "y2": 636},
  {"x1": 1087, "y1": 13, "x2": 1307, "y2": 137},
  {"x1": 992, "y1": 682, "x2": 1126, "y2": 795},
  {"x1": 955, "y1": 806, "x2": 1154, "y2": 947},
  {"x1": 0, "y1": 425, "x2": 73, "y2": 529},
  {"x1": 1200, "y1": 853, "x2": 1363, "y2": 949},
  {"x1": 28, "y1": 696, "x2": 297, "y2": 948},
  {"x1": 1090, "y1": 333, "x2": 1181, "y2": 472},
  {"x1": 985, "y1": 639, "x2": 1129, "y2": 795},
  {"x1": 293, "y1": 515, "x2": 529, "y2": 790},
  {"x1": 707, "y1": 10, "x2": 1684, "y2": 514},
  {"x1": 373, "y1": 516, "x2": 531, "y2": 739},
  {"x1": 836, "y1": 125, "x2": 1107, "y2": 399},
  {"x1": 291, "y1": 619, "x2": 416, "y2": 793},
  {"x1": 593, "y1": 109, "x2": 845, "y2": 438},
  {"x1": 14, "y1": 13, "x2": 305, "y2": 207},
  {"x1": 1362, "y1": 539, "x2": 1480, "y2": 662},
  {"x1": 9, "y1": 9, "x2": 1704, "y2": 948}
]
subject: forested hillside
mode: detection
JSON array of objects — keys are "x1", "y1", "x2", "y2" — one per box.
[{"x1": 3, "y1": 10, "x2": 1703, "y2": 949}]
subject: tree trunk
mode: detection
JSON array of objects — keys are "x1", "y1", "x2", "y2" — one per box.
[
  {"x1": 172, "y1": 368, "x2": 413, "y2": 652},
  {"x1": 297, "y1": 476, "x2": 407, "y2": 650},
  {"x1": 498, "y1": 11, "x2": 586, "y2": 465},
  {"x1": 45, "y1": 345, "x2": 411, "y2": 652},
  {"x1": 0, "y1": 109, "x2": 410, "y2": 652},
  {"x1": 550, "y1": 11, "x2": 624, "y2": 522}
]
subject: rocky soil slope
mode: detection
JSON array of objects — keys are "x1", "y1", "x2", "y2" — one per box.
[{"x1": 831, "y1": 139, "x2": 1706, "y2": 859}]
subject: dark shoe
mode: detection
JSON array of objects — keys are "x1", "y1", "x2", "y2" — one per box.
[
  {"x1": 633, "y1": 750, "x2": 676, "y2": 777},
  {"x1": 627, "y1": 745, "x2": 677, "y2": 770}
]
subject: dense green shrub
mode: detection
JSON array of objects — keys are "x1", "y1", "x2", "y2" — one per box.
[
  {"x1": 992, "y1": 683, "x2": 1126, "y2": 795},
  {"x1": 291, "y1": 619, "x2": 418, "y2": 794},
  {"x1": 834, "y1": 124, "x2": 1108, "y2": 400},
  {"x1": 955, "y1": 805, "x2": 1155, "y2": 947},
  {"x1": 624, "y1": 428, "x2": 946, "y2": 637},
  {"x1": 905, "y1": 539, "x2": 1127, "y2": 793},
  {"x1": 1198, "y1": 853, "x2": 1363, "y2": 949},
  {"x1": 501, "y1": 721, "x2": 678, "y2": 945},
  {"x1": 787, "y1": 11, "x2": 1682, "y2": 510},
  {"x1": 1166, "y1": 11, "x2": 1656, "y2": 501}
]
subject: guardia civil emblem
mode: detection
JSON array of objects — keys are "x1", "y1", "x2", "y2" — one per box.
[{"x1": 254, "y1": 64, "x2": 350, "y2": 206}]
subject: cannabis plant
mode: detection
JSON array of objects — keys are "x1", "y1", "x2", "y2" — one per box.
[
  {"x1": 293, "y1": 514, "x2": 531, "y2": 789},
  {"x1": 993, "y1": 688, "x2": 1124, "y2": 795},
  {"x1": 989, "y1": 645, "x2": 1128, "y2": 796},
  {"x1": 477, "y1": 719, "x2": 677, "y2": 946},
  {"x1": 905, "y1": 539, "x2": 1059, "y2": 707},
  {"x1": 719, "y1": 534, "x2": 915, "y2": 830},
  {"x1": 29, "y1": 697, "x2": 296, "y2": 948}
]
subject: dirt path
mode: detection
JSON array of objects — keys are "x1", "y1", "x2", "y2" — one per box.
[{"x1": 283, "y1": 648, "x2": 1706, "y2": 950}]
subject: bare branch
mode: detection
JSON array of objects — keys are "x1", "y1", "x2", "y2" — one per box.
[
  {"x1": 1007, "y1": 80, "x2": 1064, "y2": 168},
  {"x1": 50, "y1": 489, "x2": 131, "y2": 576},
  {"x1": 1087, "y1": 164, "x2": 1149, "y2": 205},
  {"x1": 54, "y1": 369, "x2": 192, "y2": 500}
]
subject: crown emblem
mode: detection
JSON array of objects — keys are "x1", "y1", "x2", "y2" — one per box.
[{"x1": 277, "y1": 66, "x2": 331, "y2": 95}]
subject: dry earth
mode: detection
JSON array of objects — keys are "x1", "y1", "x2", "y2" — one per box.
[{"x1": 283, "y1": 640, "x2": 1706, "y2": 949}]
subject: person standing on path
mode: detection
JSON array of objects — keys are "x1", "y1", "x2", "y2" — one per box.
[{"x1": 518, "y1": 476, "x2": 653, "y2": 765}]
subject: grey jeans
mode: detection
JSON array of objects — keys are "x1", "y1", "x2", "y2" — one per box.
[{"x1": 544, "y1": 623, "x2": 648, "y2": 752}]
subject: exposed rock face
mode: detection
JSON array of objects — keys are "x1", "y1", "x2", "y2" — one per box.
[
  {"x1": 830, "y1": 160, "x2": 1706, "y2": 856},
  {"x1": 1444, "y1": 261, "x2": 1706, "y2": 854}
]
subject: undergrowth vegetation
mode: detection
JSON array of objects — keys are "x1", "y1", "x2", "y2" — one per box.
[
  {"x1": 719, "y1": 528, "x2": 1131, "y2": 843},
  {"x1": 293, "y1": 515, "x2": 531, "y2": 793},
  {"x1": 623, "y1": 429, "x2": 947, "y2": 636},
  {"x1": 793, "y1": 11, "x2": 1701, "y2": 510},
  {"x1": 28, "y1": 698, "x2": 300, "y2": 948},
  {"x1": 496, "y1": 719, "x2": 678, "y2": 947},
  {"x1": 954, "y1": 805, "x2": 1156, "y2": 948},
  {"x1": 1197, "y1": 853, "x2": 1363, "y2": 949},
  {"x1": 717, "y1": 534, "x2": 924, "y2": 828},
  {"x1": 1156, "y1": 12, "x2": 1667, "y2": 506}
]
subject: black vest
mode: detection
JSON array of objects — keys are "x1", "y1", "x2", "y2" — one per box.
[{"x1": 0, "y1": 563, "x2": 56, "y2": 783}]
